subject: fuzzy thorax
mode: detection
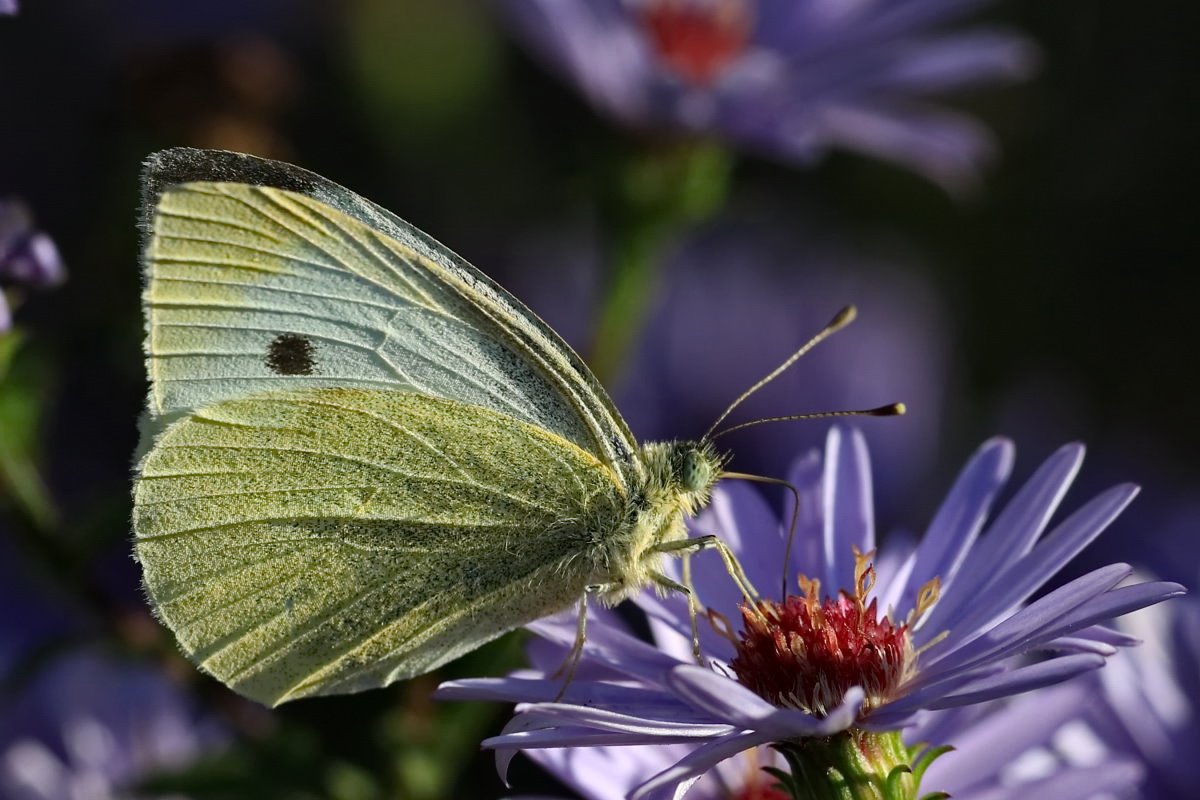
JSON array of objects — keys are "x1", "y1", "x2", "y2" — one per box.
[{"x1": 594, "y1": 439, "x2": 727, "y2": 606}]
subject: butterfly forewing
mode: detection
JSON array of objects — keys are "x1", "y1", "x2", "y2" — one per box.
[{"x1": 141, "y1": 149, "x2": 639, "y2": 484}]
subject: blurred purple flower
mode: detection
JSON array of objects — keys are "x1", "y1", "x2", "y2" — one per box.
[
  {"x1": 504, "y1": 218, "x2": 955, "y2": 522},
  {"x1": 441, "y1": 427, "x2": 1183, "y2": 799},
  {"x1": 619, "y1": 223, "x2": 951, "y2": 521},
  {"x1": 913, "y1": 685, "x2": 1144, "y2": 800},
  {"x1": 0, "y1": 199, "x2": 64, "y2": 333},
  {"x1": 495, "y1": 0, "x2": 1037, "y2": 191},
  {"x1": 0, "y1": 529, "x2": 219, "y2": 799},
  {"x1": 0, "y1": 652, "x2": 226, "y2": 800},
  {"x1": 1081, "y1": 589, "x2": 1200, "y2": 798},
  {"x1": 991, "y1": 373, "x2": 1200, "y2": 586},
  {"x1": 0, "y1": 1, "x2": 16, "y2": 17}
]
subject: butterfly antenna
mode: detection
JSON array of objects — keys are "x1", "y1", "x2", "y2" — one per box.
[
  {"x1": 703, "y1": 306, "x2": 859, "y2": 442},
  {"x1": 712, "y1": 403, "x2": 905, "y2": 440}
]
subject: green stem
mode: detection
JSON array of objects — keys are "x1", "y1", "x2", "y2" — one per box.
[{"x1": 771, "y1": 730, "x2": 949, "y2": 800}]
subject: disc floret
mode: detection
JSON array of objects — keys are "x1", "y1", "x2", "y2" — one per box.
[{"x1": 731, "y1": 549, "x2": 928, "y2": 718}]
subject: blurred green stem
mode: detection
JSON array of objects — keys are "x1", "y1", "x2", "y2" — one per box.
[
  {"x1": 587, "y1": 138, "x2": 732, "y2": 385},
  {"x1": 0, "y1": 329, "x2": 179, "y2": 695},
  {"x1": 0, "y1": 328, "x2": 57, "y2": 532}
]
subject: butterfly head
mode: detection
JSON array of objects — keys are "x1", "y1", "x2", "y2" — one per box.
[{"x1": 669, "y1": 439, "x2": 726, "y2": 516}]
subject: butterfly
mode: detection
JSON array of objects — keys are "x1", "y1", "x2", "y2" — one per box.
[{"x1": 132, "y1": 148, "x2": 893, "y2": 706}]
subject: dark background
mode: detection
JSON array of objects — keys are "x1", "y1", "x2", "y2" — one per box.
[{"x1": 0, "y1": 1, "x2": 1196, "y2": 798}]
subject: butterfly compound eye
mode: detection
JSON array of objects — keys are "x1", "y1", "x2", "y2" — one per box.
[{"x1": 680, "y1": 446, "x2": 716, "y2": 494}]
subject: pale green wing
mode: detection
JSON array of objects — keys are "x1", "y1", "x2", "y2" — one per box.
[
  {"x1": 133, "y1": 387, "x2": 624, "y2": 706},
  {"x1": 140, "y1": 148, "x2": 640, "y2": 484}
]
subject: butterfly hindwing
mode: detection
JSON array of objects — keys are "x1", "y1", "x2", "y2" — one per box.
[{"x1": 133, "y1": 387, "x2": 625, "y2": 705}]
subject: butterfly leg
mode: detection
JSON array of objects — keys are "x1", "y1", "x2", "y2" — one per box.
[
  {"x1": 549, "y1": 585, "x2": 608, "y2": 700},
  {"x1": 650, "y1": 536, "x2": 760, "y2": 666},
  {"x1": 646, "y1": 556, "x2": 710, "y2": 665},
  {"x1": 643, "y1": 566, "x2": 704, "y2": 665},
  {"x1": 653, "y1": 535, "x2": 760, "y2": 602}
]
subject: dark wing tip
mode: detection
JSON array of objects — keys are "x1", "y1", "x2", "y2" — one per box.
[{"x1": 138, "y1": 148, "x2": 322, "y2": 234}]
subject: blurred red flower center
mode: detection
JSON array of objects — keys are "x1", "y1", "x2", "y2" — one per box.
[
  {"x1": 730, "y1": 780, "x2": 790, "y2": 800},
  {"x1": 730, "y1": 551, "x2": 917, "y2": 717},
  {"x1": 640, "y1": 0, "x2": 750, "y2": 86}
]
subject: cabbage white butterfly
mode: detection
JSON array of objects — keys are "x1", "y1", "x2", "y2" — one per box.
[{"x1": 133, "y1": 148, "x2": 895, "y2": 706}]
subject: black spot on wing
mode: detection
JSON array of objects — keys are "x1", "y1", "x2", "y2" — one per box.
[{"x1": 266, "y1": 333, "x2": 318, "y2": 375}]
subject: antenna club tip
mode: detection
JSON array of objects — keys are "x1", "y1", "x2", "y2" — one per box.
[
  {"x1": 831, "y1": 305, "x2": 858, "y2": 328},
  {"x1": 876, "y1": 402, "x2": 906, "y2": 416}
]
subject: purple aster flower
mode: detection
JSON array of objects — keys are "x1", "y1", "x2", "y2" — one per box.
[
  {"x1": 495, "y1": 0, "x2": 1038, "y2": 191},
  {"x1": 0, "y1": 199, "x2": 65, "y2": 333},
  {"x1": 0, "y1": 652, "x2": 226, "y2": 800},
  {"x1": 440, "y1": 427, "x2": 1184, "y2": 799},
  {"x1": 1080, "y1": 588, "x2": 1200, "y2": 798}
]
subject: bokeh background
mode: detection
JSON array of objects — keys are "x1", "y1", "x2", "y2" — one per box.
[{"x1": 0, "y1": 1, "x2": 1196, "y2": 798}]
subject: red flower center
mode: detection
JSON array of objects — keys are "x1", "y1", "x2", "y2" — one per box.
[
  {"x1": 639, "y1": 0, "x2": 751, "y2": 86},
  {"x1": 730, "y1": 549, "x2": 932, "y2": 717}
]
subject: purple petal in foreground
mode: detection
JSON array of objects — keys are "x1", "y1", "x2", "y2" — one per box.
[{"x1": 927, "y1": 653, "x2": 1105, "y2": 709}]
